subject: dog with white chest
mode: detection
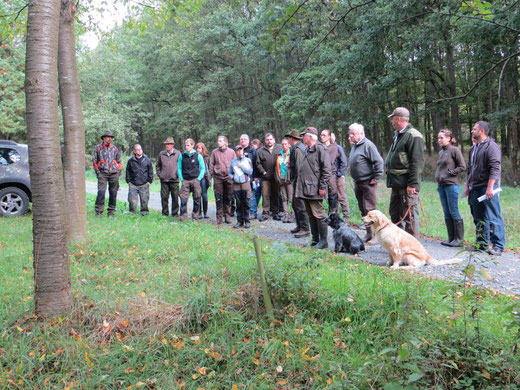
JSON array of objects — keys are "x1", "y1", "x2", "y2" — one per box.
[{"x1": 325, "y1": 213, "x2": 365, "y2": 254}]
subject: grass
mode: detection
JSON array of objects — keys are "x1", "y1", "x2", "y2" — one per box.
[{"x1": 1, "y1": 194, "x2": 519, "y2": 388}]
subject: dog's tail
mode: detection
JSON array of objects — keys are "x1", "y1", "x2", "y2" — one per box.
[{"x1": 430, "y1": 258, "x2": 463, "y2": 266}]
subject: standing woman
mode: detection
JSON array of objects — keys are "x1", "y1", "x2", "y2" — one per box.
[
  {"x1": 276, "y1": 138, "x2": 293, "y2": 223},
  {"x1": 435, "y1": 129, "x2": 466, "y2": 247},
  {"x1": 196, "y1": 142, "x2": 211, "y2": 219}
]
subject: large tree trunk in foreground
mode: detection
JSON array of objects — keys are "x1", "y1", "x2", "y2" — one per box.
[
  {"x1": 59, "y1": 0, "x2": 86, "y2": 243},
  {"x1": 25, "y1": 0, "x2": 72, "y2": 316}
]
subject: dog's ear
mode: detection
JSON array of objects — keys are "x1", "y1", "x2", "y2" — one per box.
[{"x1": 376, "y1": 211, "x2": 385, "y2": 226}]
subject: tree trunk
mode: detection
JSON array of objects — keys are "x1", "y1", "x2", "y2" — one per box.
[
  {"x1": 59, "y1": 0, "x2": 86, "y2": 243},
  {"x1": 26, "y1": 0, "x2": 72, "y2": 316}
]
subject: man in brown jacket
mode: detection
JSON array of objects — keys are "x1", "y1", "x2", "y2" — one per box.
[
  {"x1": 210, "y1": 135, "x2": 236, "y2": 224},
  {"x1": 256, "y1": 133, "x2": 283, "y2": 221},
  {"x1": 156, "y1": 137, "x2": 180, "y2": 217},
  {"x1": 295, "y1": 127, "x2": 331, "y2": 249}
]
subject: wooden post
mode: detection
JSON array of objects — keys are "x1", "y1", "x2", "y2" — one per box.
[{"x1": 253, "y1": 236, "x2": 274, "y2": 321}]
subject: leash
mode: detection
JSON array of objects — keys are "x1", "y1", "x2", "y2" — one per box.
[{"x1": 398, "y1": 193, "x2": 428, "y2": 234}]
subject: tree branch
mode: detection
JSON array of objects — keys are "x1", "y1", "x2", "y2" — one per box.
[
  {"x1": 437, "y1": 11, "x2": 520, "y2": 34},
  {"x1": 273, "y1": 0, "x2": 311, "y2": 38}
]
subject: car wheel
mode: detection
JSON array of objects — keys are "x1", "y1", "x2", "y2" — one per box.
[{"x1": 0, "y1": 187, "x2": 30, "y2": 217}]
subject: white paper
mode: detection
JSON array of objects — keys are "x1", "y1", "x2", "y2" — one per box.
[
  {"x1": 477, "y1": 187, "x2": 502, "y2": 202},
  {"x1": 233, "y1": 165, "x2": 244, "y2": 176}
]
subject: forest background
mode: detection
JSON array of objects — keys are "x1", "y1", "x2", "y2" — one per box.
[{"x1": 1, "y1": 0, "x2": 519, "y2": 184}]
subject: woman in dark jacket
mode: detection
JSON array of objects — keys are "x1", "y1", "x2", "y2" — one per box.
[
  {"x1": 435, "y1": 129, "x2": 466, "y2": 247},
  {"x1": 196, "y1": 142, "x2": 211, "y2": 219}
]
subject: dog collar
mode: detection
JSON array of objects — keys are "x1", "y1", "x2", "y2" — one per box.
[{"x1": 379, "y1": 222, "x2": 391, "y2": 230}]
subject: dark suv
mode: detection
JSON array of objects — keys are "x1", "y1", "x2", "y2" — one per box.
[{"x1": 0, "y1": 140, "x2": 31, "y2": 217}]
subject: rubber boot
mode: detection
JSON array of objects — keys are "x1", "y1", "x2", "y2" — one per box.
[
  {"x1": 179, "y1": 198, "x2": 188, "y2": 222},
  {"x1": 363, "y1": 226, "x2": 373, "y2": 243},
  {"x1": 315, "y1": 219, "x2": 329, "y2": 249},
  {"x1": 306, "y1": 218, "x2": 319, "y2": 247},
  {"x1": 203, "y1": 200, "x2": 209, "y2": 218},
  {"x1": 192, "y1": 198, "x2": 201, "y2": 220},
  {"x1": 441, "y1": 219, "x2": 454, "y2": 246},
  {"x1": 447, "y1": 220, "x2": 464, "y2": 247}
]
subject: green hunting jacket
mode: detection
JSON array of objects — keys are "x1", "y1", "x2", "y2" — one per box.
[{"x1": 384, "y1": 124, "x2": 424, "y2": 191}]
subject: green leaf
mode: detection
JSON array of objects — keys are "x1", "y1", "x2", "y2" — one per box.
[{"x1": 407, "y1": 372, "x2": 424, "y2": 384}]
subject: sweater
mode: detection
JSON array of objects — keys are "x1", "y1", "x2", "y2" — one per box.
[
  {"x1": 349, "y1": 137, "x2": 384, "y2": 183},
  {"x1": 435, "y1": 144, "x2": 466, "y2": 186},
  {"x1": 210, "y1": 146, "x2": 236, "y2": 180},
  {"x1": 229, "y1": 157, "x2": 253, "y2": 184},
  {"x1": 467, "y1": 137, "x2": 501, "y2": 189}
]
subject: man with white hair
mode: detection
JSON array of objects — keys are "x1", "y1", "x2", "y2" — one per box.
[
  {"x1": 385, "y1": 107, "x2": 425, "y2": 236},
  {"x1": 294, "y1": 127, "x2": 331, "y2": 249},
  {"x1": 348, "y1": 123, "x2": 384, "y2": 241}
]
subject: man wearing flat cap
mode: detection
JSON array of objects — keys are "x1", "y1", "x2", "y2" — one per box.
[
  {"x1": 385, "y1": 107, "x2": 424, "y2": 235},
  {"x1": 156, "y1": 137, "x2": 181, "y2": 217},
  {"x1": 285, "y1": 129, "x2": 310, "y2": 238},
  {"x1": 92, "y1": 130, "x2": 123, "y2": 217},
  {"x1": 294, "y1": 127, "x2": 331, "y2": 249}
]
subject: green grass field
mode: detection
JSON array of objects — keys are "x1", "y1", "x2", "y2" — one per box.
[{"x1": 1, "y1": 192, "x2": 519, "y2": 388}]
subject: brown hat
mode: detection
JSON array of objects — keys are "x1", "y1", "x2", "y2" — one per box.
[
  {"x1": 388, "y1": 107, "x2": 410, "y2": 118},
  {"x1": 300, "y1": 127, "x2": 318, "y2": 137},
  {"x1": 100, "y1": 130, "x2": 115, "y2": 140},
  {"x1": 284, "y1": 129, "x2": 301, "y2": 140},
  {"x1": 163, "y1": 137, "x2": 175, "y2": 144}
]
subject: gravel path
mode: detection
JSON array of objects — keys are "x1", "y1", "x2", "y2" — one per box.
[{"x1": 87, "y1": 181, "x2": 520, "y2": 296}]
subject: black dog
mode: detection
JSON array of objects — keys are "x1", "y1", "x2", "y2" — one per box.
[{"x1": 325, "y1": 213, "x2": 365, "y2": 254}]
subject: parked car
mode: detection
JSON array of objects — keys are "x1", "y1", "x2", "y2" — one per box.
[{"x1": 0, "y1": 140, "x2": 31, "y2": 217}]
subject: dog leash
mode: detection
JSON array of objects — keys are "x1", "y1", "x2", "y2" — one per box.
[{"x1": 399, "y1": 193, "x2": 428, "y2": 234}]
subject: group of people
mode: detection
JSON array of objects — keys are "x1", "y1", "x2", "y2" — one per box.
[{"x1": 92, "y1": 107, "x2": 506, "y2": 255}]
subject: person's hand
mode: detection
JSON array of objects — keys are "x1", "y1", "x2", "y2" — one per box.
[
  {"x1": 318, "y1": 189, "x2": 326, "y2": 197},
  {"x1": 369, "y1": 178, "x2": 377, "y2": 185},
  {"x1": 486, "y1": 186, "x2": 494, "y2": 199},
  {"x1": 254, "y1": 178, "x2": 259, "y2": 183},
  {"x1": 406, "y1": 186, "x2": 416, "y2": 195},
  {"x1": 237, "y1": 163, "x2": 242, "y2": 168}
]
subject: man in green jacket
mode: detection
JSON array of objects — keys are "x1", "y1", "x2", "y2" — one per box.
[{"x1": 385, "y1": 107, "x2": 424, "y2": 236}]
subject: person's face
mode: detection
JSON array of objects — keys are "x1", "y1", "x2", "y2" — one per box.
[
  {"x1": 196, "y1": 145, "x2": 203, "y2": 154},
  {"x1": 302, "y1": 133, "x2": 313, "y2": 147},
  {"x1": 185, "y1": 141, "x2": 194, "y2": 153},
  {"x1": 349, "y1": 129, "x2": 362, "y2": 144},
  {"x1": 391, "y1": 115, "x2": 406, "y2": 131},
  {"x1": 217, "y1": 137, "x2": 226, "y2": 148},
  {"x1": 437, "y1": 133, "x2": 450, "y2": 147},
  {"x1": 165, "y1": 143, "x2": 174, "y2": 152},
  {"x1": 240, "y1": 136, "x2": 249, "y2": 148},
  {"x1": 103, "y1": 136, "x2": 113, "y2": 145},
  {"x1": 320, "y1": 131, "x2": 330, "y2": 144},
  {"x1": 134, "y1": 145, "x2": 143, "y2": 158},
  {"x1": 471, "y1": 123, "x2": 484, "y2": 142},
  {"x1": 252, "y1": 143, "x2": 259, "y2": 150},
  {"x1": 236, "y1": 148, "x2": 244, "y2": 158},
  {"x1": 281, "y1": 139, "x2": 290, "y2": 152},
  {"x1": 265, "y1": 135, "x2": 275, "y2": 148},
  {"x1": 288, "y1": 137, "x2": 298, "y2": 146}
]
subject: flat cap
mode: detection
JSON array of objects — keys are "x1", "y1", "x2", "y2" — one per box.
[{"x1": 388, "y1": 107, "x2": 410, "y2": 118}]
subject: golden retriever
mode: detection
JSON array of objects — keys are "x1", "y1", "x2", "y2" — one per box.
[{"x1": 362, "y1": 210, "x2": 463, "y2": 269}]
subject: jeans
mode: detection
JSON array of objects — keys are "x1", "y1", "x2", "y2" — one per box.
[
  {"x1": 250, "y1": 179, "x2": 262, "y2": 217},
  {"x1": 437, "y1": 185, "x2": 462, "y2": 220},
  {"x1": 469, "y1": 185, "x2": 506, "y2": 250},
  {"x1": 128, "y1": 183, "x2": 150, "y2": 214},
  {"x1": 200, "y1": 178, "x2": 209, "y2": 204}
]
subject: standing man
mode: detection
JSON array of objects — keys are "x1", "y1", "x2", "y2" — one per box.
[
  {"x1": 125, "y1": 144, "x2": 153, "y2": 215},
  {"x1": 156, "y1": 137, "x2": 180, "y2": 217},
  {"x1": 92, "y1": 130, "x2": 122, "y2": 217},
  {"x1": 249, "y1": 138, "x2": 263, "y2": 219},
  {"x1": 285, "y1": 129, "x2": 310, "y2": 238},
  {"x1": 178, "y1": 138, "x2": 205, "y2": 221},
  {"x1": 320, "y1": 129, "x2": 339, "y2": 214},
  {"x1": 295, "y1": 127, "x2": 331, "y2": 249},
  {"x1": 348, "y1": 123, "x2": 384, "y2": 241},
  {"x1": 210, "y1": 135, "x2": 236, "y2": 224},
  {"x1": 385, "y1": 107, "x2": 424, "y2": 236},
  {"x1": 464, "y1": 121, "x2": 505, "y2": 256},
  {"x1": 256, "y1": 133, "x2": 282, "y2": 221},
  {"x1": 331, "y1": 133, "x2": 350, "y2": 220}
]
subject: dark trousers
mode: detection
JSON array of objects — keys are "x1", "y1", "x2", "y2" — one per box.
[
  {"x1": 389, "y1": 187, "x2": 419, "y2": 235},
  {"x1": 95, "y1": 172, "x2": 120, "y2": 214},
  {"x1": 233, "y1": 183, "x2": 251, "y2": 224},
  {"x1": 261, "y1": 179, "x2": 280, "y2": 216},
  {"x1": 354, "y1": 179, "x2": 378, "y2": 216},
  {"x1": 292, "y1": 192, "x2": 310, "y2": 231},
  {"x1": 160, "y1": 181, "x2": 180, "y2": 216},
  {"x1": 128, "y1": 183, "x2": 150, "y2": 214},
  {"x1": 214, "y1": 177, "x2": 234, "y2": 222}
]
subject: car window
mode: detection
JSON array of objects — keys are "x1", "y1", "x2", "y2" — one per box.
[{"x1": 0, "y1": 148, "x2": 21, "y2": 165}]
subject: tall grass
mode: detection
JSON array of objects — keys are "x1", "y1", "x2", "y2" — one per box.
[{"x1": 0, "y1": 195, "x2": 518, "y2": 388}]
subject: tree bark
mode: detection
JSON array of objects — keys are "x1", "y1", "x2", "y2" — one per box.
[
  {"x1": 59, "y1": 0, "x2": 86, "y2": 243},
  {"x1": 25, "y1": 0, "x2": 72, "y2": 316}
]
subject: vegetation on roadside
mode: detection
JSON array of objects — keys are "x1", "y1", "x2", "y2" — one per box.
[{"x1": 1, "y1": 195, "x2": 519, "y2": 388}]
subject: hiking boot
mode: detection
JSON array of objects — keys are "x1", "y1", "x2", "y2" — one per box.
[
  {"x1": 244, "y1": 222, "x2": 251, "y2": 229},
  {"x1": 232, "y1": 222, "x2": 242, "y2": 229},
  {"x1": 487, "y1": 247, "x2": 503, "y2": 256},
  {"x1": 294, "y1": 230, "x2": 310, "y2": 238},
  {"x1": 258, "y1": 215, "x2": 268, "y2": 222},
  {"x1": 290, "y1": 227, "x2": 301, "y2": 234}
]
